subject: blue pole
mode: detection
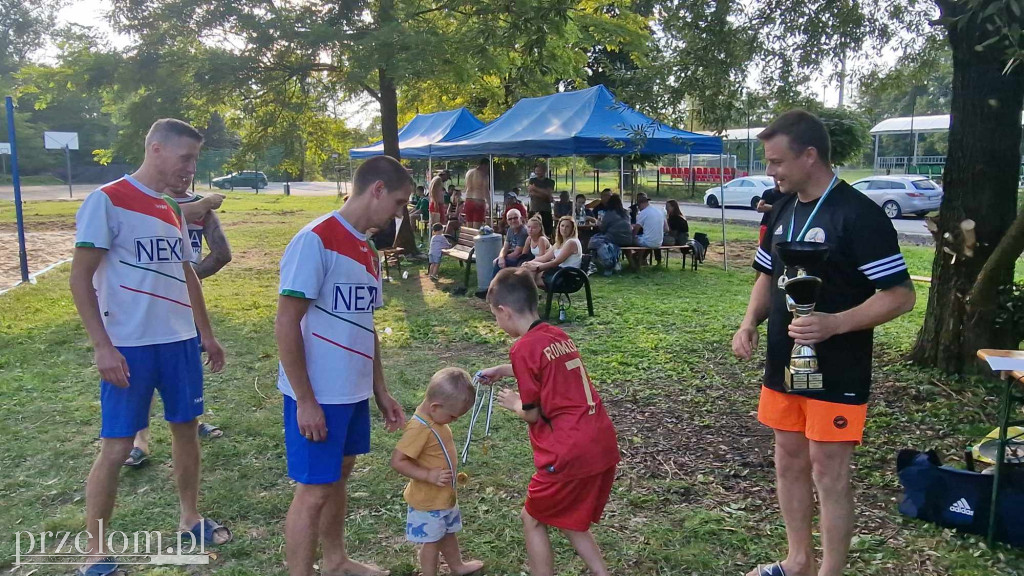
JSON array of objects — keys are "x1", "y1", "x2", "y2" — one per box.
[{"x1": 6, "y1": 96, "x2": 29, "y2": 283}]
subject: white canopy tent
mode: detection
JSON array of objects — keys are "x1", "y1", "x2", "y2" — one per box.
[{"x1": 869, "y1": 113, "x2": 1024, "y2": 170}]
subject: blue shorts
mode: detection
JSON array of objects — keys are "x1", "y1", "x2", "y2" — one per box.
[
  {"x1": 406, "y1": 505, "x2": 463, "y2": 543},
  {"x1": 283, "y1": 396, "x2": 371, "y2": 484},
  {"x1": 100, "y1": 337, "x2": 204, "y2": 438}
]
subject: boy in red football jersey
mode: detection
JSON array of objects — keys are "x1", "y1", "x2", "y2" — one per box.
[{"x1": 478, "y1": 268, "x2": 619, "y2": 576}]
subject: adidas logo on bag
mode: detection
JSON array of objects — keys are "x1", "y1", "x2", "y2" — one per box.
[{"x1": 949, "y1": 498, "x2": 975, "y2": 517}]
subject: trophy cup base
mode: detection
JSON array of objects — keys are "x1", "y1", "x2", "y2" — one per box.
[{"x1": 784, "y1": 368, "x2": 824, "y2": 394}]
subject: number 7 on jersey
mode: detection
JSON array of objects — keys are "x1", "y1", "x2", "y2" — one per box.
[{"x1": 565, "y1": 358, "x2": 597, "y2": 415}]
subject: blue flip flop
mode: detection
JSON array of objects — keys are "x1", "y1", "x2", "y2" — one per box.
[
  {"x1": 75, "y1": 557, "x2": 120, "y2": 576},
  {"x1": 187, "y1": 517, "x2": 232, "y2": 545},
  {"x1": 756, "y1": 562, "x2": 787, "y2": 576}
]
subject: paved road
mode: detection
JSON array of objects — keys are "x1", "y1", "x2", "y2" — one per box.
[{"x1": 671, "y1": 201, "x2": 933, "y2": 239}]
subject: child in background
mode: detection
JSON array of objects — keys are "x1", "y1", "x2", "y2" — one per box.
[
  {"x1": 391, "y1": 367, "x2": 484, "y2": 576},
  {"x1": 478, "y1": 268, "x2": 619, "y2": 576},
  {"x1": 428, "y1": 223, "x2": 449, "y2": 281}
]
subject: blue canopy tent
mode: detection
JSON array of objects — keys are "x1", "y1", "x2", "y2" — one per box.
[
  {"x1": 349, "y1": 107, "x2": 486, "y2": 159},
  {"x1": 429, "y1": 85, "x2": 722, "y2": 158},
  {"x1": 430, "y1": 85, "x2": 731, "y2": 268}
]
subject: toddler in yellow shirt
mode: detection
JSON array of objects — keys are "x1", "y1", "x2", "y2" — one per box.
[{"x1": 391, "y1": 367, "x2": 484, "y2": 576}]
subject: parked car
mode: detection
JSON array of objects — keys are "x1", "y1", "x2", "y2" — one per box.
[
  {"x1": 849, "y1": 175, "x2": 943, "y2": 218},
  {"x1": 703, "y1": 175, "x2": 776, "y2": 209},
  {"x1": 212, "y1": 171, "x2": 268, "y2": 190}
]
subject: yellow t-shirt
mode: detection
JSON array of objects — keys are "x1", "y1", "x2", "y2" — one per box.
[{"x1": 395, "y1": 411, "x2": 458, "y2": 511}]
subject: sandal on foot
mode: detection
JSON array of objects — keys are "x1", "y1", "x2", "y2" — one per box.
[
  {"x1": 123, "y1": 447, "x2": 148, "y2": 468},
  {"x1": 75, "y1": 557, "x2": 121, "y2": 576},
  {"x1": 187, "y1": 517, "x2": 232, "y2": 545},
  {"x1": 198, "y1": 422, "x2": 223, "y2": 438},
  {"x1": 755, "y1": 562, "x2": 787, "y2": 576}
]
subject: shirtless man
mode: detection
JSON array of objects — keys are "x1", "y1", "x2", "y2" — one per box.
[
  {"x1": 463, "y1": 158, "x2": 490, "y2": 229},
  {"x1": 427, "y1": 170, "x2": 450, "y2": 230}
]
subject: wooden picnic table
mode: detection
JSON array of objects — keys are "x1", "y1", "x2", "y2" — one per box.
[{"x1": 975, "y1": 349, "x2": 1024, "y2": 546}]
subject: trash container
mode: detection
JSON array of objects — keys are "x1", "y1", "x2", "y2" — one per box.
[
  {"x1": 283, "y1": 182, "x2": 291, "y2": 196},
  {"x1": 473, "y1": 228, "x2": 503, "y2": 296}
]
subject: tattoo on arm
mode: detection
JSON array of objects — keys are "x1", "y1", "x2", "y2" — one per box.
[{"x1": 196, "y1": 212, "x2": 232, "y2": 279}]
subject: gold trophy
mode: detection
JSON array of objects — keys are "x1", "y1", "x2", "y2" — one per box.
[{"x1": 776, "y1": 241, "x2": 830, "y2": 394}]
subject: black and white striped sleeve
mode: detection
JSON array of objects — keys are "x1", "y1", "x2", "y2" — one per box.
[
  {"x1": 753, "y1": 246, "x2": 773, "y2": 275},
  {"x1": 853, "y1": 207, "x2": 910, "y2": 289}
]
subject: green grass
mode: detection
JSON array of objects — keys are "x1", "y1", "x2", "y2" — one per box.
[{"x1": 1, "y1": 196, "x2": 1023, "y2": 575}]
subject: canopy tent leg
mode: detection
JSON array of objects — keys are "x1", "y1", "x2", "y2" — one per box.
[
  {"x1": 571, "y1": 155, "x2": 576, "y2": 194},
  {"x1": 719, "y1": 151, "x2": 727, "y2": 271},
  {"x1": 428, "y1": 157, "x2": 433, "y2": 182},
  {"x1": 688, "y1": 152, "x2": 694, "y2": 196},
  {"x1": 489, "y1": 155, "x2": 495, "y2": 224},
  {"x1": 619, "y1": 156, "x2": 625, "y2": 194},
  {"x1": 873, "y1": 135, "x2": 879, "y2": 174}
]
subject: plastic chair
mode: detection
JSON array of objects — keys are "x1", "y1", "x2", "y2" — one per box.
[{"x1": 543, "y1": 255, "x2": 594, "y2": 322}]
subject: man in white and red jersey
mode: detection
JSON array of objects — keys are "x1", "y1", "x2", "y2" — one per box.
[
  {"x1": 276, "y1": 155, "x2": 409, "y2": 576},
  {"x1": 70, "y1": 118, "x2": 230, "y2": 576},
  {"x1": 124, "y1": 189, "x2": 234, "y2": 467},
  {"x1": 479, "y1": 268, "x2": 619, "y2": 576}
]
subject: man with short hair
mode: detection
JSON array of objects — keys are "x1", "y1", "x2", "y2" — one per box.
[
  {"x1": 70, "y1": 118, "x2": 230, "y2": 576},
  {"x1": 631, "y1": 192, "x2": 665, "y2": 264},
  {"x1": 592, "y1": 188, "x2": 613, "y2": 220},
  {"x1": 632, "y1": 193, "x2": 664, "y2": 248},
  {"x1": 276, "y1": 154, "x2": 408, "y2": 576},
  {"x1": 527, "y1": 163, "x2": 555, "y2": 236},
  {"x1": 732, "y1": 110, "x2": 916, "y2": 576},
  {"x1": 464, "y1": 159, "x2": 490, "y2": 228},
  {"x1": 427, "y1": 170, "x2": 450, "y2": 231},
  {"x1": 492, "y1": 208, "x2": 530, "y2": 274},
  {"x1": 124, "y1": 185, "x2": 234, "y2": 467}
]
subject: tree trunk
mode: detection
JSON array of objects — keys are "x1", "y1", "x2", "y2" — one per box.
[
  {"x1": 911, "y1": 2, "x2": 1024, "y2": 372},
  {"x1": 377, "y1": 68, "x2": 419, "y2": 255}
]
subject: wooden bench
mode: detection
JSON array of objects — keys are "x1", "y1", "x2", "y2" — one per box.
[
  {"x1": 442, "y1": 227, "x2": 480, "y2": 289},
  {"x1": 619, "y1": 245, "x2": 696, "y2": 272}
]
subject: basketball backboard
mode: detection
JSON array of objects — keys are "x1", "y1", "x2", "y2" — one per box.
[
  {"x1": 43, "y1": 132, "x2": 79, "y2": 150},
  {"x1": 0, "y1": 143, "x2": 10, "y2": 154}
]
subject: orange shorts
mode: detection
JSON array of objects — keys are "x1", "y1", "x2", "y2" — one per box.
[
  {"x1": 757, "y1": 386, "x2": 867, "y2": 443},
  {"x1": 525, "y1": 465, "x2": 616, "y2": 532},
  {"x1": 464, "y1": 198, "x2": 486, "y2": 222}
]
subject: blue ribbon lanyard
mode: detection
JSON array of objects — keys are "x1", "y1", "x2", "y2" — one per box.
[
  {"x1": 787, "y1": 174, "x2": 839, "y2": 242},
  {"x1": 413, "y1": 414, "x2": 456, "y2": 489}
]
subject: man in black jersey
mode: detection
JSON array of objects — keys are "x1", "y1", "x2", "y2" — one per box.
[{"x1": 732, "y1": 110, "x2": 916, "y2": 576}]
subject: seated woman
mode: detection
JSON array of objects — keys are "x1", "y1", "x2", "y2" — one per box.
[
  {"x1": 585, "y1": 193, "x2": 634, "y2": 274},
  {"x1": 524, "y1": 215, "x2": 551, "y2": 262},
  {"x1": 524, "y1": 216, "x2": 583, "y2": 288},
  {"x1": 663, "y1": 199, "x2": 689, "y2": 245}
]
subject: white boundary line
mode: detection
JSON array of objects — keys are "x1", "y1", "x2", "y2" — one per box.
[{"x1": 0, "y1": 257, "x2": 73, "y2": 296}]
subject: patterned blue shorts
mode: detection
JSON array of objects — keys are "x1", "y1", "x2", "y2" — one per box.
[{"x1": 405, "y1": 505, "x2": 462, "y2": 543}]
